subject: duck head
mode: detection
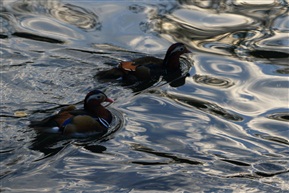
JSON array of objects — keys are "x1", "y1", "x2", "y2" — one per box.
[
  {"x1": 163, "y1": 43, "x2": 191, "y2": 71},
  {"x1": 84, "y1": 90, "x2": 114, "y2": 112}
]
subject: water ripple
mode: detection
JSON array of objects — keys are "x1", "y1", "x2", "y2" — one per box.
[
  {"x1": 165, "y1": 91, "x2": 243, "y2": 122},
  {"x1": 248, "y1": 78, "x2": 288, "y2": 102},
  {"x1": 1, "y1": 0, "x2": 289, "y2": 192},
  {"x1": 255, "y1": 32, "x2": 289, "y2": 52},
  {"x1": 51, "y1": 4, "x2": 101, "y2": 31},
  {"x1": 161, "y1": 6, "x2": 256, "y2": 40},
  {"x1": 193, "y1": 74, "x2": 235, "y2": 88},
  {"x1": 8, "y1": 0, "x2": 100, "y2": 31},
  {"x1": 0, "y1": 12, "x2": 16, "y2": 36},
  {"x1": 18, "y1": 15, "x2": 82, "y2": 41},
  {"x1": 29, "y1": 107, "x2": 124, "y2": 156},
  {"x1": 267, "y1": 112, "x2": 289, "y2": 122}
]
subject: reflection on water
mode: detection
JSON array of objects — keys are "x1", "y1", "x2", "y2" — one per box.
[
  {"x1": 1, "y1": 0, "x2": 289, "y2": 192},
  {"x1": 193, "y1": 74, "x2": 235, "y2": 88}
]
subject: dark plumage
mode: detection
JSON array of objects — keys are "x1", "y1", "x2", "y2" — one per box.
[
  {"x1": 96, "y1": 43, "x2": 190, "y2": 84},
  {"x1": 29, "y1": 90, "x2": 114, "y2": 136}
]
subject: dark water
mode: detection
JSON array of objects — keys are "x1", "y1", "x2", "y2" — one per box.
[{"x1": 1, "y1": 0, "x2": 289, "y2": 192}]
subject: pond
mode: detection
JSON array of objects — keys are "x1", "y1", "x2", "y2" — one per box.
[{"x1": 1, "y1": 0, "x2": 289, "y2": 192}]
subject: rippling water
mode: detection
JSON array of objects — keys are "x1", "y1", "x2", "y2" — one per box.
[{"x1": 1, "y1": 0, "x2": 289, "y2": 192}]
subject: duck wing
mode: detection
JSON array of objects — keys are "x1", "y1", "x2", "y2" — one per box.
[
  {"x1": 120, "y1": 57, "x2": 164, "y2": 82},
  {"x1": 96, "y1": 57, "x2": 163, "y2": 81},
  {"x1": 131, "y1": 56, "x2": 163, "y2": 67},
  {"x1": 29, "y1": 105, "x2": 77, "y2": 128}
]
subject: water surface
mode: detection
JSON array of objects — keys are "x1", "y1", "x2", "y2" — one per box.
[{"x1": 1, "y1": 0, "x2": 289, "y2": 192}]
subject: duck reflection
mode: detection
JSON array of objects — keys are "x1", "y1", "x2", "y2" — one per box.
[
  {"x1": 29, "y1": 132, "x2": 71, "y2": 157},
  {"x1": 126, "y1": 70, "x2": 190, "y2": 93},
  {"x1": 166, "y1": 92, "x2": 243, "y2": 122},
  {"x1": 131, "y1": 143, "x2": 203, "y2": 165},
  {"x1": 29, "y1": 130, "x2": 108, "y2": 157}
]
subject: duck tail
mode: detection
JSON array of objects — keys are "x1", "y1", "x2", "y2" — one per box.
[{"x1": 29, "y1": 116, "x2": 58, "y2": 128}]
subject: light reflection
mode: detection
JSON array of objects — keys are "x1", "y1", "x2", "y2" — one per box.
[
  {"x1": 272, "y1": 14, "x2": 289, "y2": 31},
  {"x1": 234, "y1": 0, "x2": 277, "y2": 5},
  {"x1": 8, "y1": 0, "x2": 100, "y2": 30},
  {"x1": 127, "y1": 36, "x2": 169, "y2": 54},
  {"x1": 50, "y1": 4, "x2": 101, "y2": 30},
  {"x1": 248, "y1": 117, "x2": 289, "y2": 141},
  {"x1": 256, "y1": 32, "x2": 289, "y2": 50},
  {"x1": 171, "y1": 7, "x2": 254, "y2": 31},
  {"x1": 19, "y1": 16, "x2": 84, "y2": 40},
  {"x1": 194, "y1": 55, "x2": 250, "y2": 78},
  {"x1": 193, "y1": 74, "x2": 235, "y2": 88},
  {"x1": 247, "y1": 78, "x2": 289, "y2": 102},
  {"x1": 1, "y1": 0, "x2": 289, "y2": 192}
]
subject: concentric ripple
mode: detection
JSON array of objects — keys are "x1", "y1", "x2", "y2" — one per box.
[{"x1": 193, "y1": 74, "x2": 235, "y2": 88}]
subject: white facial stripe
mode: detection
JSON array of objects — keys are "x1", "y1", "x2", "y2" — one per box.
[
  {"x1": 171, "y1": 46, "x2": 184, "y2": 54},
  {"x1": 86, "y1": 94, "x2": 104, "y2": 102}
]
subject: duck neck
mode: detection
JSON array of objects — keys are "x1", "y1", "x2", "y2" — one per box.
[
  {"x1": 86, "y1": 105, "x2": 112, "y2": 123},
  {"x1": 163, "y1": 54, "x2": 181, "y2": 72}
]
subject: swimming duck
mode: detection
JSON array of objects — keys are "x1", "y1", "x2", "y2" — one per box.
[
  {"x1": 96, "y1": 43, "x2": 191, "y2": 84},
  {"x1": 29, "y1": 90, "x2": 114, "y2": 136}
]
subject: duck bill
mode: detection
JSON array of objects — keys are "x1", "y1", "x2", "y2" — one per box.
[
  {"x1": 105, "y1": 97, "x2": 114, "y2": 103},
  {"x1": 103, "y1": 97, "x2": 114, "y2": 107},
  {"x1": 185, "y1": 47, "x2": 191, "y2": 54}
]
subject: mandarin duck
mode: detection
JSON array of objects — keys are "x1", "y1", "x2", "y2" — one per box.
[
  {"x1": 29, "y1": 90, "x2": 114, "y2": 136},
  {"x1": 96, "y1": 43, "x2": 191, "y2": 85}
]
